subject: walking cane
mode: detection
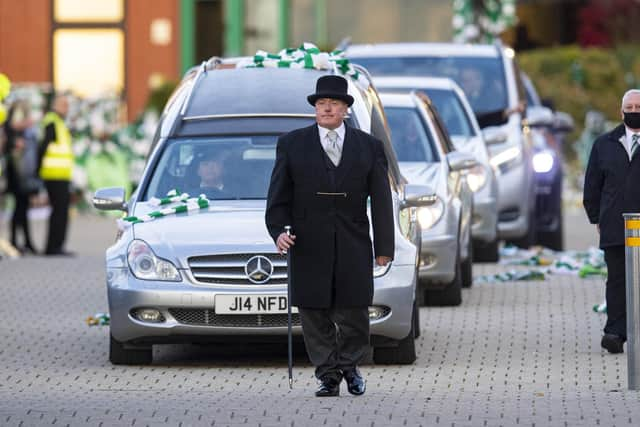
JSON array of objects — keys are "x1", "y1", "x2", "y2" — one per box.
[{"x1": 284, "y1": 225, "x2": 294, "y2": 389}]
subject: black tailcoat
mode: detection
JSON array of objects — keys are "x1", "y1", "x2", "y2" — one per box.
[
  {"x1": 265, "y1": 123, "x2": 394, "y2": 308},
  {"x1": 583, "y1": 124, "x2": 640, "y2": 248}
]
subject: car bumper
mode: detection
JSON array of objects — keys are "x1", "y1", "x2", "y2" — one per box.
[
  {"x1": 495, "y1": 162, "x2": 531, "y2": 239},
  {"x1": 472, "y1": 195, "x2": 498, "y2": 243},
  {"x1": 107, "y1": 264, "x2": 415, "y2": 344},
  {"x1": 418, "y1": 233, "x2": 457, "y2": 286}
]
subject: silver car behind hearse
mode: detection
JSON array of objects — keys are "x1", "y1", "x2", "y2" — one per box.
[{"x1": 94, "y1": 60, "x2": 434, "y2": 365}]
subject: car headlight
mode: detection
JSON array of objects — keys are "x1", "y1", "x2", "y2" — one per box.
[
  {"x1": 533, "y1": 150, "x2": 554, "y2": 173},
  {"x1": 373, "y1": 260, "x2": 392, "y2": 278},
  {"x1": 127, "y1": 239, "x2": 181, "y2": 281},
  {"x1": 417, "y1": 197, "x2": 444, "y2": 230},
  {"x1": 489, "y1": 146, "x2": 522, "y2": 175},
  {"x1": 466, "y1": 164, "x2": 488, "y2": 192}
]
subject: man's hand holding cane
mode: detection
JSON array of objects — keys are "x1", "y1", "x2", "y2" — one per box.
[{"x1": 276, "y1": 231, "x2": 296, "y2": 254}]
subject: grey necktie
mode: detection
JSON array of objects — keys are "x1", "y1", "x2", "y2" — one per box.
[
  {"x1": 632, "y1": 133, "x2": 640, "y2": 158},
  {"x1": 325, "y1": 130, "x2": 342, "y2": 166}
]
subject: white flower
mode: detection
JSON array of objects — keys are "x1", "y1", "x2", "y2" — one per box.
[
  {"x1": 464, "y1": 25, "x2": 479, "y2": 39},
  {"x1": 313, "y1": 52, "x2": 330, "y2": 69},
  {"x1": 453, "y1": 15, "x2": 466, "y2": 29}
]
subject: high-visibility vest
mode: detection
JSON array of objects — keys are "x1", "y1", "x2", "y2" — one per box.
[{"x1": 39, "y1": 112, "x2": 74, "y2": 181}]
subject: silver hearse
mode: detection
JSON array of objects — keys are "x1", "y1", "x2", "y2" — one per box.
[{"x1": 94, "y1": 60, "x2": 434, "y2": 365}]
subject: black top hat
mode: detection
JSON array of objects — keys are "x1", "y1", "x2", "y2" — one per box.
[{"x1": 307, "y1": 75, "x2": 354, "y2": 107}]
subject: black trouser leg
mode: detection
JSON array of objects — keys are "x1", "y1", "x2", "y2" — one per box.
[
  {"x1": 299, "y1": 306, "x2": 369, "y2": 381},
  {"x1": 333, "y1": 307, "x2": 369, "y2": 374},
  {"x1": 10, "y1": 192, "x2": 28, "y2": 247},
  {"x1": 604, "y1": 245, "x2": 626, "y2": 339},
  {"x1": 299, "y1": 307, "x2": 341, "y2": 382},
  {"x1": 16, "y1": 193, "x2": 34, "y2": 249},
  {"x1": 44, "y1": 180, "x2": 70, "y2": 254}
]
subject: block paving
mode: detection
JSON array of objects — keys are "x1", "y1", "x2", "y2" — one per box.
[{"x1": 0, "y1": 212, "x2": 639, "y2": 426}]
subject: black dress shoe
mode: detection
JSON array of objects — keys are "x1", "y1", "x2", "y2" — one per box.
[
  {"x1": 601, "y1": 333, "x2": 625, "y2": 354},
  {"x1": 315, "y1": 377, "x2": 340, "y2": 397},
  {"x1": 344, "y1": 369, "x2": 366, "y2": 396}
]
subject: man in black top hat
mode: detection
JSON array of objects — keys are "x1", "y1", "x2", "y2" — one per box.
[{"x1": 265, "y1": 75, "x2": 394, "y2": 397}]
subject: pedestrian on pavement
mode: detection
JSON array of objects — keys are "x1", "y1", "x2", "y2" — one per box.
[
  {"x1": 584, "y1": 88, "x2": 640, "y2": 354},
  {"x1": 2, "y1": 99, "x2": 40, "y2": 254},
  {"x1": 265, "y1": 75, "x2": 394, "y2": 397},
  {"x1": 38, "y1": 93, "x2": 75, "y2": 256}
]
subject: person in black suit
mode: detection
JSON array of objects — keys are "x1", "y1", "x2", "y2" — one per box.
[
  {"x1": 584, "y1": 89, "x2": 640, "y2": 354},
  {"x1": 265, "y1": 75, "x2": 394, "y2": 397}
]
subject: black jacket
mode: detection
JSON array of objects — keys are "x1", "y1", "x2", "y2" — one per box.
[
  {"x1": 265, "y1": 123, "x2": 394, "y2": 308},
  {"x1": 583, "y1": 124, "x2": 640, "y2": 248}
]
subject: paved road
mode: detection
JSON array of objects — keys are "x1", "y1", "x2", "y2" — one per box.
[{"x1": 0, "y1": 206, "x2": 639, "y2": 426}]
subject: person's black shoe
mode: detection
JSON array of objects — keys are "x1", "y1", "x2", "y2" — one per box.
[
  {"x1": 601, "y1": 334, "x2": 625, "y2": 354},
  {"x1": 315, "y1": 377, "x2": 340, "y2": 397},
  {"x1": 344, "y1": 368, "x2": 366, "y2": 396}
]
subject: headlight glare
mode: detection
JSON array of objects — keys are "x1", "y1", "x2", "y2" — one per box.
[
  {"x1": 127, "y1": 239, "x2": 181, "y2": 281},
  {"x1": 466, "y1": 165, "x2": 488, "y2": 192},
  {"x1": 533, "y1": 150, "x2": 554, "y2": 173},
  {"x1": 417, "y1": 197, "x2": 444, "y2": 230}
]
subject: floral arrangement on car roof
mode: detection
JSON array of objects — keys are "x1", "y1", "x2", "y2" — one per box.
[{"x1": 236, "y1": 42, "x2": 369, "y2": 90}]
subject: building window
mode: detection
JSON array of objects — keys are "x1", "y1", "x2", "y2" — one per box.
[
  {"x1": 54, "y1": 0, "x2": 124, "y2": 23},
  {"x1": 52, "y1": 0, "x2": 125, "y2": 97},
  {"x1": 53, "y1": 29, "x2": 124, "y2": 96}
]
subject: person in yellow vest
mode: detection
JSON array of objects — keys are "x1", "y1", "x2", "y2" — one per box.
[{"x1": 37, "y1": 94, "x2": 74, "y2": 256}]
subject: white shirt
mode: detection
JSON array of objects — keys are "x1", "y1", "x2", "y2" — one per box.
[
  {"x1": 621, "y1": 126, "x2": 640, "y2": 160},
  {"x1": 317, "y1": 122, "x2": 345, "y2": 153}
]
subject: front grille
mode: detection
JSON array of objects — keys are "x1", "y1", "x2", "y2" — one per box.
[
  {"x1": 188, "y1": 253, "x2": 287, "y2": 285},
  {"x1": 169, "y1": 308, "x2": 301, "y2": 327}
]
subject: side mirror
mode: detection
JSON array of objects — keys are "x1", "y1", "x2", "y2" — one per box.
[
  {"x1": 553, "y1": 111, "x2": 575, "y2": 133},
  {"x1": 93, "y1": 187, "x2": 127, "y2": 211},
  {"x1": 402, "y1": 184, "x2": 437, "y2": 208},
  {"x1": 482, "y1": 126, "x2": 509, "y2": 145},
  {"x1": 447, "y1": 151, "x2": 477, "y2": 172},
  {"x1": 526, "y1": 105, "x2": 554, "y2": 127}
]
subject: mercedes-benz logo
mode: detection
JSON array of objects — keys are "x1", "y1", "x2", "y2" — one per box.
[{"x1": 245, "y1": 255, "x2": 274, "y2": 284}]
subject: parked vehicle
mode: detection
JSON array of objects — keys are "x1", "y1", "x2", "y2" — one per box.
[
  {"x1": 374, "y1": 76, "x2": 500, "y2": 262},
  {"x1": 380, "y1": 91, "x2": 475, "y2": 305},
  {"x1": 522, "y1": 72, "x2": 574, "y2": 250},
  {"x1": 348, "y1": 42, "x2": 537, "y2": 247},
  {"x1": 93, "y1": 60, "x2": 434, "y2": 365}
]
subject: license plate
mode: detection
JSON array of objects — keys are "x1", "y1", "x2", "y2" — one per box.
[{"x1": 215, "y1": 294, "x2": 298, "y2": 314}]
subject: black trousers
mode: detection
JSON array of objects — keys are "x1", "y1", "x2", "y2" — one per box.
[
  {"x1": 298, "y1": 306, "x2": 369, "y2": 381},
  {"x1": 604, "y1": 245, "x2": 626, "y2": 339},
  {"x1": 10, "y1": 191, "x2": 34, "y2": 249},
  {"x1": 44, "y1": 180, "x2": 70, "y2": 254}
]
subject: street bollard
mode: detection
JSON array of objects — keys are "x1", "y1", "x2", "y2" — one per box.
[{"x1": 623, "y1": 213, "x2": 640, "y2": 390}]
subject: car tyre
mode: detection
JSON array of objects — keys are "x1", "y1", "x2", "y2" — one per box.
[
  {"x1": 424, "y1": 250, "x2": 462, "y2": 306},
  {"x1": 373, "y1": 301, "x2": 417, "y2": 365},
  {"x1": 110, "y1": 334, "x2": 153, "y2": 365},
  {"x1": 473, "y1": 238, "x2": 499, "y2": 263},
  {"x1": 537, "y1": 218, "x2": 564, "y2": 251},
  {"x1": 413, "y1": 298, "x2": 421, "y2": 338},
  {"x1": 461, "y1": 232, "x2": 473, "y2": 288}
]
